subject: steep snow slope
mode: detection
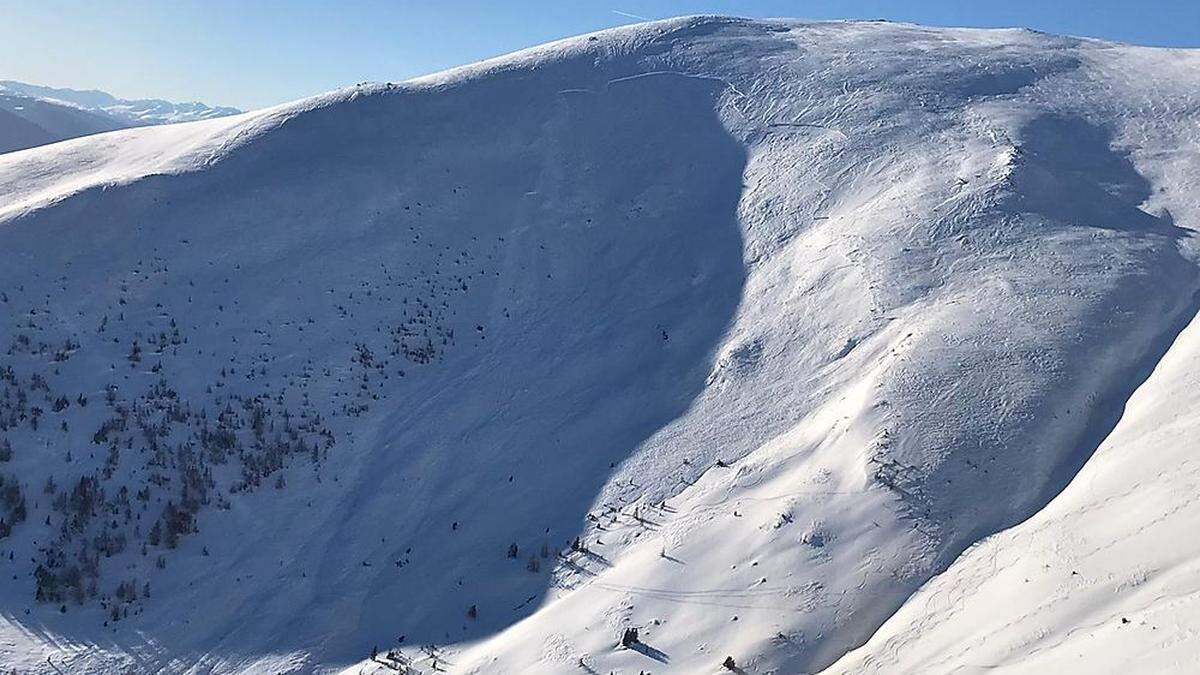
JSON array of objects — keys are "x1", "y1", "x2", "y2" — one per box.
[
  {"x1": 821, "y1": 48, "x2": 1200, "y2": 673},
  {"x1": 448, "y1": 21, "x2": 1200, "y2": 675},
  {"x1": 828, "y1": 287, "x2": 1200, "y2": 674},
  {"x1": 0, "y1": 93, "x2": 125, "y2": 154},
  {"x1": 0, "y1": 17, "x2": 1197, "y2": 675}
]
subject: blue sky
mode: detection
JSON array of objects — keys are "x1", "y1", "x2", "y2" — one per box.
[{"x1": 2, "y1": 1, "x2": 1197, "y2": 110}]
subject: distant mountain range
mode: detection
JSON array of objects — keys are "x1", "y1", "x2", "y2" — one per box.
[{"x1": 0, "y1": 80, "x2": 240, "y2": 153}]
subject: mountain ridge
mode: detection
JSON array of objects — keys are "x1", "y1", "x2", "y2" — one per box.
[
  {"x1": 0, "y1": 80, "x2": 241, "y2": 124},
  {"x1": 0, "y1": 79, "x2": 241, "y2": 154},
  {"x1": 0, "y1": 16, "x2": 1197, "y2": 674}
]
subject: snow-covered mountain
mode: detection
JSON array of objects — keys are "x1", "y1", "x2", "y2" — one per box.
[
  {"x1": 0, "y1": 80, "x2": 240, "y2": 153},
  {"x1": 0, "y1": 92, "x2": 125, "y2": 154},
  {"x1": 0, "y1": 16, "x2": 1197, "y2": 675}
]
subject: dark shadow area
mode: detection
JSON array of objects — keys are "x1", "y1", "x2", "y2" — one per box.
[
  {"x1": 0, "y1": 34, "x2": 749, "y2": 673},
  {"x1": 1012, "y1": 114, "x2": 1191, "y2": 236},
  {"x1": 629, "y1": 641, "x2": 671, "y2": 664}
]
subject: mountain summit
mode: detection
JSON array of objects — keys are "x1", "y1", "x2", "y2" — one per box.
[{"x1": 0, "y1": 16, "x2": 1198, "y2": 674}]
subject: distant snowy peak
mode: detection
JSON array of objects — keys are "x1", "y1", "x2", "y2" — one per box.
[
  {"x1": 0, "y1": 80, "x2": 240, "y2": 132},
  {"x1": 0, "y1": 91, "x2": 125, "y2": 154},
  {"x1": 87, "y1": 97, "x2": 242, "y2": 126}
]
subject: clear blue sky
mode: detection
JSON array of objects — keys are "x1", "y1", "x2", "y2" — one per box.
[{"x1": 2, "y1": 1, "x2": 1197, "y2": 110}]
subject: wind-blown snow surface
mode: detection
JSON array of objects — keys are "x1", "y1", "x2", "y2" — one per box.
[
  {"x1": 0, "y1": 17, "x2": 1198, "y2": 675},
  {"x1": 829, "y1": 286, "x2": 1200, "y2": 673}
]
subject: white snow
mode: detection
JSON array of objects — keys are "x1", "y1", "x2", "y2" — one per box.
[
  {"x1": 0, "y1": 15, "x2": 1197, "y2": 675},
  {"x1": 829, "y1": 286, "x2": 1200, "y2": 673}
]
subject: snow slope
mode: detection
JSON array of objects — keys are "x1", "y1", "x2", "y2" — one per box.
[
  {"x1": 0, "y1": 16, "x2": 1198, "y2": 675},
  {"x1": 829, "y1": 279, "x2": 1200, "y2": 674},
  {"x1": 823, "y1": 46, "x2": 1200, "y2": 673}
]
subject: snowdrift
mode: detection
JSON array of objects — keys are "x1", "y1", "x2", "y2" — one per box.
[{"x1": 0, "y1": 16, "x2": 1197, "y2": 675}]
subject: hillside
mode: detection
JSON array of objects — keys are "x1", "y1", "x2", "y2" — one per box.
[
  {"x1": 0, "y1": 16, "x2": 1198, "y2": 675},
  {"x1": 0, "y1": 80, "x2": 240, "y2": 154},
  {"x1": 829, "y1": 281, "x2": 1200, "y2": 672}
]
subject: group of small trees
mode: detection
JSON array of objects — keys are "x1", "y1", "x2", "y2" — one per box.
[
  {"x1": 16, "y1": 354, "x2": 336, "y2": 611},
  {"x1": 0, "y1": 472, "x2": 26, "y2": 538},
  {"x1": 1, "y1": 215, "x2": 514, "y2": 625}
]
